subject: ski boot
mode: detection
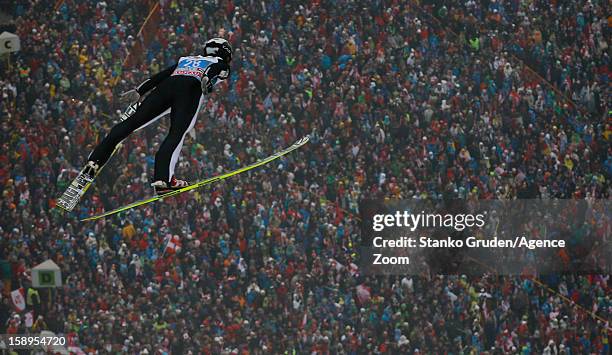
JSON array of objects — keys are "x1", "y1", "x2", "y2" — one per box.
[{"x1": 152, "y1": 176, "x2": 189, "y2": 195}]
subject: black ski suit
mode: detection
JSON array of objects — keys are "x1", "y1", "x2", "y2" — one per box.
[{"x1": 88, "y1": 55, "x2": 230, "y2": 182}]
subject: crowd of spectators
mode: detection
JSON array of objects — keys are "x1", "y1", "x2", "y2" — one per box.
[{"x1": 0, "y1": 0, "x2": 609, "y2": 353}]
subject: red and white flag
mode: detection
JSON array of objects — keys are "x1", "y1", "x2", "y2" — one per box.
[
  {"x1": 11, "y1": 288, "x2": 26, "y2": 311},
  {"x1": 165, "y1": 234, "x2": 181, "y2": 254}
]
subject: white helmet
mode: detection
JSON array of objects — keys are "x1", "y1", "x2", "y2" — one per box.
[{"x1": 204, "y1": 38, "x2": 232, "y2": 62}]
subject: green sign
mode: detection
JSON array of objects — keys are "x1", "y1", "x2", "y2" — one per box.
[
  {"x1": 39, "y1": 270, "x2": 56, "y2": 287},
  {"x1": 32, "y1": 259, "x2": 62, "y2": 288}
]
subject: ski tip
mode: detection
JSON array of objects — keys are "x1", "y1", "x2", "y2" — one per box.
[{"x1": 55, "y1": 199, "x2": 76, "y2": 212}]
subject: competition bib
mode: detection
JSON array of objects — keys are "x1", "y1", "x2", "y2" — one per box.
[{"x1": 171, "y1": 56, "x2": 218, "y2": 81}]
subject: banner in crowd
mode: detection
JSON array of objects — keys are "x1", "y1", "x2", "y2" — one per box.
[{"x1": 10, "y1": 288, "x2": 25, "y2": 311}]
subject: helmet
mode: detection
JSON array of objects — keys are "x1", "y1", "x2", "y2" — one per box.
[{"x1": 204, "y1": 38, "x2": 232, "y2": 62}]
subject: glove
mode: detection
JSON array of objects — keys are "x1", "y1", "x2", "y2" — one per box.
[
  {"x1": 120, "y1": 89, "x2": 141, "y2": 104},
  {"x1": 201, "y1": 77, "x2": 213, "y2": 94}
]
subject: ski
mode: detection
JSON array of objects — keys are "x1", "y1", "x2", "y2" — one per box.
[
  {"x1": 81, "y1": 136, "x2": 309, "y2": 221},
  {"x1": 56, "y1": 143, "x2": 123, "y2": 212}
]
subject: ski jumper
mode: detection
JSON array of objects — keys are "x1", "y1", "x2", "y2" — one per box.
[{"x1": 88, "y1": 55, "x2": 230, "y2": 182}]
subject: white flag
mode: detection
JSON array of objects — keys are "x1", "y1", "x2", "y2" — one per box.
[
  {"x1": 25, "y1": 312, "x2": 33, "y2": 327},
  {"x1": 349, "y1": 263, "x2": 359, "y2": 276}
]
